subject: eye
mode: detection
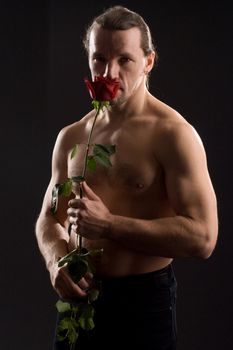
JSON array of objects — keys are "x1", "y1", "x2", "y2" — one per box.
[
  {"x1": 93, "y1": 56, "x2": 106, "y2": 64},
  {"x1": 119, "y1": 57, "x2": 131, "y2": 65}
]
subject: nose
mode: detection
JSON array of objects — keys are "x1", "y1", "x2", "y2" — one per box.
[{"x1": 103, "y1": 61, "x2": 119, "y2": 80}]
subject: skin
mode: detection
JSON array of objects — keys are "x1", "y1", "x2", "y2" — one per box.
[{"x1": 35, "y1": 26, "x2": 218, "y2": 300}]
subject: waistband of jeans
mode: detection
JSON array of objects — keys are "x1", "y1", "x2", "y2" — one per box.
[{"x1": 96, "y1": 263, "x2": 173, "y2": 286}]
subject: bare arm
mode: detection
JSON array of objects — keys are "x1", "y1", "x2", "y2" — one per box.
[
  {"x1": 35, "y1": 127, "x2": 90, "y2": 298},
  {"x1": 35, "y1": 128, "x2": 70, "y2": 268},
  {"x1": 109, "y1": 123, "x2": 218, "y2": 258},
  {"x1": 70, "y1": 123, "x2": 218, "y2": 259}
]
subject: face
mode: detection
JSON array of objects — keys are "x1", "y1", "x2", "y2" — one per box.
[{"x1": 88, "y1": 26, "x2": 154, "y2": 106}]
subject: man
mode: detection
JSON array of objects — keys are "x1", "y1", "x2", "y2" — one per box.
[{"x1": 36, "y1": 6, "x2": 218, "y2": 349}]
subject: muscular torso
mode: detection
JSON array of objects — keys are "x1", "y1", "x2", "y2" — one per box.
[{"x1": 67, "y1": 110, "x2": 174, "y2": 277}]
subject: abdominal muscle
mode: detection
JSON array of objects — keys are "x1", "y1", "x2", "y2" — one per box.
[{"x1": 67, "y1": 179, "x2": 173, "y2": 277}]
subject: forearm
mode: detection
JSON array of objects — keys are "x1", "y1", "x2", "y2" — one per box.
[
  {"x1": 35, "y1": 213, "x2": 69, "y2": 270},
  {"x1": 108, "y1": 214, "x2": 214, "y2": 259}
]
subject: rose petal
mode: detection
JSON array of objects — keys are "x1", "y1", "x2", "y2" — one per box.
[{"x1": 85, "y1": 76, "x2": 119, "y2": 102}]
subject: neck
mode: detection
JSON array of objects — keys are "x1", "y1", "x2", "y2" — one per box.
[{"x1": 107, "y1": 85, "x2": 150, "y2": 121}]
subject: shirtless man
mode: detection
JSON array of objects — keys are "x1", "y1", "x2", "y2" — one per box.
[{"x1": 35, "y1": 6, "x2": 218, "y2": 349}]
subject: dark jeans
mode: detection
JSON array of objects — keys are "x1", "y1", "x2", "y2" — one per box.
[{"x1": 54, "y1": 264, "x2": 177, "y2": 349}]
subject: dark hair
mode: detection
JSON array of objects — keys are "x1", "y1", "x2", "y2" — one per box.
[{"x1": 83, "y1": 6, "x2": 158, "y2": 64}]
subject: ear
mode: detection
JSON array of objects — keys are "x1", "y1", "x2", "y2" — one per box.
[{"x1": 145, "y1": 51, "x2": 155, "y2": 74}]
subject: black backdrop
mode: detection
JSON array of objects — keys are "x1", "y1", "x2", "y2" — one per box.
[{"x1": 1, "y1": 0, "x2": 233, "y2": 349}]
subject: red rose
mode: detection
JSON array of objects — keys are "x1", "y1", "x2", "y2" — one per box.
[{"x1": 85, "y1": 76, "x2": 119, "y2": 101}]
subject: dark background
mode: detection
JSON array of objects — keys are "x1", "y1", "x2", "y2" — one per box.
[{"x1": 1, "y1": 0, "x2": 232, "y2": 349}]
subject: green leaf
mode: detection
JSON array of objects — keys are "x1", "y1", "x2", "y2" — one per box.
[
  {"x1": 93, "y1": 144, "x2": 116, "y2": 157},
  {"x1": 71, "y1": 176, "x2": 85, "y2": 183},
  {"x1": 92, "y1": 100, "x2": 110, "y2": 111},
  {"x1": 101, "y1": 101, "x2": 110, "y2": 109},
  {"x1": 92, "y1": 100, "x2": 100, "y2": 110},
  {"x1": 51, "y1": 178, "x2": 74, "y2": 214},
  {"x1": 94, "y1": 153, "x2": 112, "y2": 167},
  {"x1": 92, "y1": 144, "x2": 116, "y2": 168},
  {"x1": 57, "y1": 316, "x2": 72, "y2": 335},
  {"x1": 87, "y1": 156, "x2": 96, "y2": 171},
  {"x1": 88, "y1": 288, "x2": 100, "y2": 303},
  {"x1": 54, "y1": 248, "x2": 103, "y2": 347},
  {"x1": 57, "y1": 332, "x2": 67, "y2": 342},
  {"x1": 68, "y1": 324, "x2": 79, "y2": 346},
  {"x1": 56, "y1": 300, "x2": 72, "y2": 313},
  {"x1": 51, "y1": 184, "x2": 60, "y2": 214},
  {"x1": 59, "y1": 179, "x2": 72, "y2": 197},
  {"x1": 58, "y1": 248, "x2": 90, "y2": 267},
  {"x1": 79, "y1": 316, "x2": 95, "y2": 331},
  {"x1": 78, "y1": 304, "x2": 95, "y2": 330},
  {"x1": 57, "y1": 317, "x2": 79, "y2": 345},
  {"x1": 89, "y1": 248, "x2": 104, "y2": 257},
  {"x1": 68, "y1": 257, "x2": 89, "y2": 283},
  {"x1": 70, "y1": 144, "x2": 78, "y2": 159},
  {"x1": 58, "y1": 251, "x2": 77, "y2": 267}
]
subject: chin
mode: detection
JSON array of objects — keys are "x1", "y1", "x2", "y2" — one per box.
[
  {"x1": 110, "y1": 96, "x2": 124, "y2": 107},
  {"x1": 114, "y1": 90, "x2": 128, "y2": 105}
]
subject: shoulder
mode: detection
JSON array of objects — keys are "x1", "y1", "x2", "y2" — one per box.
[
  {"x1": 148, "y1": 97, "x2": 206, "y2": 165},
  {"x1": 149, "y1": 96, "x2": 203, "y2": 145},
  {"x1": 54, "y1": 110, "x2": 95, "y2": 152}
]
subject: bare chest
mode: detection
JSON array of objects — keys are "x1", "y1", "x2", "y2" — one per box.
[{"x1": 68, "y1": 125, "x2": 163, "y2": 197}]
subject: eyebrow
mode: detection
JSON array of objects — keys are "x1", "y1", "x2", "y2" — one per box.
[
  {"x1": 92, "y1": 51, "x2": 135, "y2": 59},
  {"x1": 119, "y1": 52, "x2": 135, "y2": 59}
]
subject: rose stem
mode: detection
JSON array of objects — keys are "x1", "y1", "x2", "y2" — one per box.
[{"x1": 78, "y1": 103, "x2": 101, "y2": 252}]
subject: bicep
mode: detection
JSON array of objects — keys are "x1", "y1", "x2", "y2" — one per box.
[
  {"x1": 161, "y1": 124, "x2": 217, "y2": 224},
  {"x1": 40, "y1": 129, "x2": 71, "y2": 225}
]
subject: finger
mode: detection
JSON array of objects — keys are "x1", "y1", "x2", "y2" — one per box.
[
  {"x1": 78, "y1": 277, "x2": 90, "y2": 290},
  {"x1": 67, "y1": 207, "x2": 78, "y2": 218},
  {"x1": 55, "y1": 269, "x2": 78, "y2": 299},
  {"x1": 60, "y1": 268, "x2": 87, "y2": 298},
  {"x1": 68, "y1": 198, "x2": 83, "y2": 208},
  {"x1": 85, "y1": 272, "x2": 94, "y2": 285},
  {"x1": 68, "y1": 216, "x2": 78, "y2": 226},
  {"x1": 66, "y1": 209, "x2": 79, "y2": 227},
  {"x1": 82, "y1": 181, "x2": 99, "y2": 201},
  {"x1": 55, "y1": 281, "x2": 73, "y2": 300},
  {"x1": 71, "y1": 224, "x2": 79, "y2": 234}
]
